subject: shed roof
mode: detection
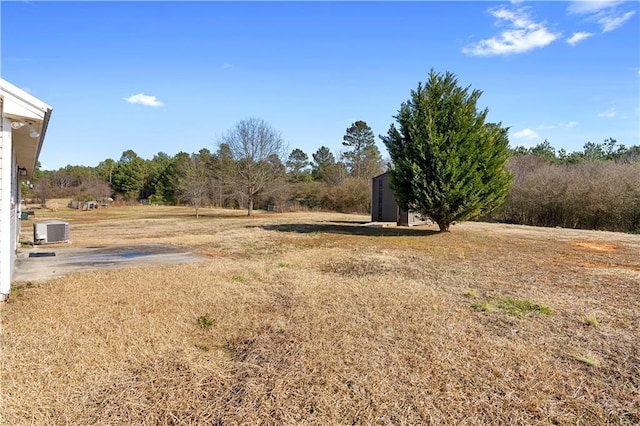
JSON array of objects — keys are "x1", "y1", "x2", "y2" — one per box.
[{"x1": 1, "y1": 78, "x2": 53, "y2": 177}]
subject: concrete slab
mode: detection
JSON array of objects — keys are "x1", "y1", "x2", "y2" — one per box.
[
  {"x1": 14, "y1": 244, "x2": 209, "y2": 282},
  {"x1": 362, "y1": 222, "x2": 395, "y2": 228}
]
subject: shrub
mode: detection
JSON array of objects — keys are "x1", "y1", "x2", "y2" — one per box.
[{"x1": 498, "y1": 155, "x2": 640, "y2": 232}]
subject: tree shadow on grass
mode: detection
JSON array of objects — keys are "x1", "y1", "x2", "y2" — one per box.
[
  {"x1": 135, "y1": 212, "x2": 249, "y2": 221},
  {"x1": 257, "y1": 223, "x2": 440, "y2": 237}
]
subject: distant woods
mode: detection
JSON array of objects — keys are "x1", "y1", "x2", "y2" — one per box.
[
  {"x1": 27, "y1": 119, "x2": 385, "y2": 217},
  {"x1": 26, "y1": 125, "x2": 639, "y2": 232},
  {"x1": 497, "y1": 138, "x2": 640, "y2": 233}
]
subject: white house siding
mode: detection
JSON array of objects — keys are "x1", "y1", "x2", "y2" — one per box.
[
  {"x1": 0, "y1": 116, "x2": 13, "y2": 298},
  {"x1": 0, "y1": 116, "x2": 3, "y2": 297},
  {"x1": 10, "y1": 148, "x2": 18, "y2": 283},
  {"x1": 0, "y1": 80, "x2": 52, "y2": 301},
  {"x1": 1, "y1": 118, "x2": 26, "y2": 296}
]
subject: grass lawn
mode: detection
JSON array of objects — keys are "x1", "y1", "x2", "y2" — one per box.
[{"x1": 2, "y1": 205, "x2": 639, "y2": 424}]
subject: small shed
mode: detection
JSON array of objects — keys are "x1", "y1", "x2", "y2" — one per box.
[{"x1": 371, "y1": 172, "x2": 428, "y2": 226}]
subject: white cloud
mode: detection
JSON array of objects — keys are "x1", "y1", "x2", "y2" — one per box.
[
  {"x1": 513, "y1": 128, "x2": 540, "y2": 140},
  {"x1": 463, "y1": 7, "x2": 561, "y2": 56},
  {"x1": 567, "y1": 1, "x2": 636, "y2": 33},
  {"x1": 597, "y1": 109, "x2": 616, "y2": 118},
  {"x1": 567, "y1": 32, "x2": 594, "y2": 45},
  {"x1": 220, "y1": 63, "x2": 233, "y2": 69},
  {"x1": 124, "y1": 93, "x2": 164, "y2": 107},
  {"x1": 567, "y1": 1, "x2": 623, "y2": 15},
  {"x1": 538, "y1": 121, "x2": 579, "y2": 130},
  {"x1": 599, "y1": 10, "x2": 636, "y2": 32}
]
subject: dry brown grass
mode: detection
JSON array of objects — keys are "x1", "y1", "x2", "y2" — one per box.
[{"x1": 2, "y1": 206, "x2": 639, "y2": 425}]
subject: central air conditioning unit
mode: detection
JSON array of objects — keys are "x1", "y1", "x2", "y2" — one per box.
[{"x1": 33, "y1": 221, "x2": 69, "y2": 244}]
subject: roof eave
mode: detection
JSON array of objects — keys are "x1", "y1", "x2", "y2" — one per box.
[{"x1": 31, "y1": 108, "x2": 53, "y2": 176}]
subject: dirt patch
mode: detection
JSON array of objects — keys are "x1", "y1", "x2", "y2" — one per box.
[
  {"x1": 573, "y1": 241, "x2": 618, "y2": 252},
  {"x1": 204, "y1": 252, "x2": 225, "y2": 258}
]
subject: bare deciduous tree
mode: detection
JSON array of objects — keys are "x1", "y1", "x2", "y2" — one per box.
[
  {"x1": 499, "y1": 154, "x2": 640, "y2": 232},
  {"x1": 177, "y1": 154, "x2": 210, "y2": 218},
  {"x1": 219, "y1": 118, "x2": 287, "y2": 216}
]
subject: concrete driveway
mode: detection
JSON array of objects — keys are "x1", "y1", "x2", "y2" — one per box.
[{"x1": 14, "y1": 244, "x2": 209, "y2": 282}]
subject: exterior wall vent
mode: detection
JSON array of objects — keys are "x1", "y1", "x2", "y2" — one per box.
[{"x1": 33, "y1": 221, "x2": 69, "y2": 244}]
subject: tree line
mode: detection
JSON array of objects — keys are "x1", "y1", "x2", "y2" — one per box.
[
  {"x1": 27, "y1": 118, "x2": 385, "y2": 216},
  {"x1": 497, "y1": 138, "x2": 640, "y2": 233}
]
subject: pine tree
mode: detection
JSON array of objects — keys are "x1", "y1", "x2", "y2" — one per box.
[
  {"x1": 312, "y1": 146, "x2": 346, "y2": 184},
  {"x1": 342, "y1": 121, "x2": 383, "y2": 179},
  {"x1": 381, "y1": 69, "x2": 512, "y2": 232},
  {"x1": 111, "y1": 150, "x2": 147, "y2": 201},
  {"x1": 286, "y1": 148, "x2": 311, "y2": 182}
]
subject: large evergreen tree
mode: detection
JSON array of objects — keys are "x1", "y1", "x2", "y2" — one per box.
[{"x1": 381, "y1": 69, "x2": 512, "y2": 232}]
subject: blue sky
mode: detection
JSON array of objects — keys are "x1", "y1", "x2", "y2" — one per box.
[{"x1": 2, "y1": 1, "x2": 638, "y2": 170}]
